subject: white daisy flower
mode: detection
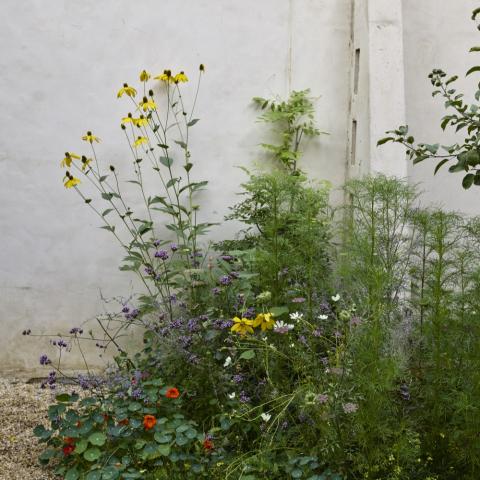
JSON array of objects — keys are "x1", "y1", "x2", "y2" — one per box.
[
  {"x1": 331, "y1": 294, "x2": 341, "y2": 302},
  {"x1": 289, "y1": 311, "x2": 304, "y2": 321},
  {"x1": 260, "y1": 413, "x2": 271, "y2": 422},
  {"x1": 273, "y1": 320, "x2": 295, "y2": 334},
  {"x1": 227, "y1": 392, "x2": 236, "y2": 400},
  {"x1": 223, "y1": 356, "x2": 232, "y2": 367},
  {"x1": 318, "y1": 314, "x2": 328, "y2": 320}
]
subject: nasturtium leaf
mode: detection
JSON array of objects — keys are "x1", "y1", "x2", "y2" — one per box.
[
  {"x1": 154, "y1": 432, "x2": 172, "y2": 444},
  {"x1": 85, "y1": 471, "x2": 102, "y2": 480},
  {"x1": 128, "y1": 402, "x2": 142, "y2": 412},
  {"x1": 83, "y1": 447, "x2": 102, "y2": 462},
  {"x1": 65, "y1": 468, "x2": 79, "y2": 480},
  {"x1": 88, "y1": 431, "x2": 107, "y2": 446},
  {"x1": 157, "y1": 444, "x2": 171, "y2": 456},
  {"x1": 74, "y1": 439, "x2": 88, "y2": 454}
]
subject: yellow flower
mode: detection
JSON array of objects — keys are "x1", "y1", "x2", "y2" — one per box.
[
  {"x1": 80, "y1": 155, "x2": 92, "y2": 171},
  {"x1": 253, "y1": 313, "x2": 275, "y2": 331},
  {"x1": 134, "y1": 115, "x2": 148, "y2": 127},
  {"x1": 231, "y1": 317, "x2": 254, "y2": 336},
  {"x1": 122, "y1": 113, "x2": 135, "y2": 125},
  {"x1": 60, "y1": 152, "x2": 80, "y2": 168},
  {"x1": 82, "y1": 131, "x2": 101, "y2": 143},
  {"x1": 133, "y1": 136, "x2": 148, "y2": 148},
  {"x1": 154, "y1": 69, "x2": 174, "y2": 83},
  {"x1": 139, "y1": 70, "x2": 151, "y2": 82},
  {"x1": 174, "y1": 71, "x2": 188, "y2": 83},
  {"x1": 117, "y1": 83, "x2": 137, "y2": 98},
  {"x1": 139, "y1": 96, "x2": 157, "y2": 111},
  {"x1": 63, "y1": 172, "x2": 81, "y2": 189}
]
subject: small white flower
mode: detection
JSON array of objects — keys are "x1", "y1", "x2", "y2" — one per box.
[
  {"x1": 223, "y1": 356, "x2": 232, "y2": 367},
  {"x1": 331, "y1": 294, "x2": 341, "y2": 302},
  {"x1": 290, "y1": 343, "x2": 295, "y2": 348},
  {"x1": 289, "y1": 311, "x2": 303, "y2": 322},
  {"x1": 318, "y1": 314, "x2": 328, "y2": 320},
  {"x1": 260, "y1": 413, "x2": 271, "y2": 422},
  {"x1": 227, "y1": 392, "x2": 236, "y2": 400},
  {"x1": 273, "y1": 320, "x2": 295, "y2": 334}
]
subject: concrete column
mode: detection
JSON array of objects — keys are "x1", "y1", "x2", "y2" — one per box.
[{"x1": 367, "y1": 0, "x2": 408, "y2": 177}]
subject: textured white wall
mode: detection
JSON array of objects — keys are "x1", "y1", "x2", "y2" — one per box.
[
  {"x1": 0, "y1": 0, "x2": 352, "y2": 375},
  {"x1": 403, "y1": 0, "x2": 480, "y2": 212}
]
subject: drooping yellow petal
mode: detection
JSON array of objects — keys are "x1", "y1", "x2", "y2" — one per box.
[
  {"x1": 174, "y1": 71, "x2": 188, "y2": 83},
  {"x1": 64, "y1": 177, "x2": 81, "y2": 188},
  {"x1": 82, "y1": 131, "x2": 101, "y2": 143},
  {"x1": 117, "y1": 83, "x2": 137, "y2": 98},
  {"x1": 139, "y1": 70, "x2": 151, "y2": 82},
  {"x1": 133, "y1": 136, "x2": 148, "y2": 148}
]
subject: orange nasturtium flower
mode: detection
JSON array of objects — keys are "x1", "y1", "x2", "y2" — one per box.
[
  {"x1": 166, "y1": 387, "x2": 180, "y2": 399},
  {"x1": 143, "y1": 415, "x2": 157, "y2": 430},
  {"x1": 117, "y1": 83, "x2": 137, "y2": 98},
  {"x1": 231, "y1": 317, "x2": 254, "y2": 336},
  {"x1": 82, "y1": 131, "x2": 101, "y2": 143},
  {"x1": 60, "y1": 152, "x2": 80, "y2": 168},
  {"x1": 253, "y1": 313, "x2": 275, "y2": 331},
  {"x1": 203, "y1": 438, "x2": 214, "y2": 451},
  {"x1": 174, "y1": 71, "x2": 188, "y2": 83},
  {"x1": 139, "y1": 70, "x2": 151, "y2": 82}
]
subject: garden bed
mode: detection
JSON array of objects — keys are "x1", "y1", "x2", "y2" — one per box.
[{"x1": 0, "y1": 377, "x2": 56, "y2": 479}]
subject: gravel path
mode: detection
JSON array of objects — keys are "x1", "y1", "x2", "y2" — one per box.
[{"x1": 0, "y1": 377, "x2": 58, "y2": 480}]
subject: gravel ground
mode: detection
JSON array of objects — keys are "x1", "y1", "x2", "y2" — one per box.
[{"x1": 0, "y1": 377, "x2": 58, "y2": 480}]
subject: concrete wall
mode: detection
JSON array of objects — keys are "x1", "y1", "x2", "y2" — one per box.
[
  {"x1": 403, "y1": 0, "x2": 480, "y2": 212},
  {"x1": 0, "y1": 0, "x2": 352, "y2": 375}
]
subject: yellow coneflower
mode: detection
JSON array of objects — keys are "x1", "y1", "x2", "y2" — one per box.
[
  {"x1": 134, "y1": 115, "x2": 148, "y2": 127},
  {"x1": 139, "y1": 96, "x2": 157, "y2": 112},
  {"x1": 154, "y1": 69, "x2": 174, "y2": 83},
  {"x1": 117, "y1": 83, "x2": 137, "y2": 98},
  {"x1": 174, "y1": 71, "x2": 188, "y2": 83},
  {"x1": 63, "y1": 172, "x2": 81, "y2": 189},
  {"x1": 82, "y1": 131, "x2": 101, "y2": 143},
  {"x1": 133, "y1": 136, "x2": 148, "y2": 148},
  {"x1": 60, "y1": 152, "x2": 80, "y2": 168},
  {"x1": 80, "y1": 156, "x2": 92, "y2": 171},
  {"x1": 121, "y1": 113, "x2": 135, "y2": 125},
  {"x1": 139, "y1": 70, "x2": 151, "y2": 82}
]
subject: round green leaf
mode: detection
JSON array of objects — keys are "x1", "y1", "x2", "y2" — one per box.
[
  {"x1": 88, "y1": 431, "x2": 107, "y2": 446},
  {"x1": 74, "y1": 439, "x2": 88, "y2": 454},
  {"x1": 157, "y1": 444, "x2": 171, "y2": 456},
  {"x1": 84, "y1": 447, "x2": 102, "y2": 462},
  {"x1": 65, "y1": 468, "x2": 79, "y2": 480},
  {"x1": 85, "y1": 471, "x2": 102, "y2": 480}
]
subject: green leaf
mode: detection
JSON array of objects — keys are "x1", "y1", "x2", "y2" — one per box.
[
  {"x1": 187, "y1": 118, "x2": 200, "y2": 127},
  {"x1": 83, "y1": 447, "x2": 102, "y2": 462},
  {"x1": 159, "y1": 156, "x2": 173, "y2": 168},
  {"x1": 102, "y1": 208, "x2": 114, "y2": 217},
  {"x1": 74, "y1": 439, "x2": 88, "y2": 454},
  {"x1": 128, "y1": 402, "x2": 142, "y2": 412},
  {"x1": 463, "y1": 173, "x2": 475, "y2": 189},
  {"x1": 412, "y1": 154, "x2": 429, "y2": 165},
  {"x1": 65, "y1": 468, "x2": 79, "y2": 480},
  {"x1": 270, "y1": 306, "x2": 289, "y2": 317},
  {"x1": 85, "y1": 471, "x2": 102, "y2": 480},
  {"x1": 239, "y1": 349, "x2": 256, "y2": 360},
  {"x1": 55, "y1": 393, "x2": 73, "y2": 403},
  {"x1": 434, "y1": 158, "x2": 449, "y2": 175},
  {"x1": 174, "y1": 140, "x2": 187, "y2": 149},
  {"x1": 100, "y1": 225, "x2": 115, "y2": 233},
  {"x1": 88, "y1": 431, "x2": 107, "y2": 446},
  {"x1": 466, "y1": 65, "x2": 480, "y2": 76},
  {"x1": 376, "y1": 137, "x2": 394, "y2": 146},
  {"x1": 166, "y1": 178, "x2": 179, "y2": 188},
  {"x1": 158, "y1": 444, "x2": 171, "y2": 456},
  {"x1": 99, "y1": 175, "x2": 108, "y2": 183},
  {"x1": 154, "y1": 432, "x2": 173, "y2": 444},
  {"x1": 424, "y1": 143, "x2": 439, "y2": 154}
]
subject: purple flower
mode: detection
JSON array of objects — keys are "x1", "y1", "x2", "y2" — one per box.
[
  {"x1": 291, "y1": 297, "x2": 306, "y2": 304},
  {"x1": 22, "y1": 329, "x2": 31, "y2": 335},
  {"x1": 239, "y1": 391, "x2": 250, "y2": 403},
  {"x1": 69, "y1": 327, "x2": 83, "y2": 335},
  {"x1": 132, "y1": 388, "x2": 143, "y2": 399},
  {"x1": 153, "y1": 239, "x2": 161, "y2": 247},
  {"x1": 170, "y1": 243, "x2": 178, "y2": 251},
  {"x1": 212, "y1": 287, "x2": 221, "y2": 296},
  {"x1": 144, "y1": 266, "x2": 154, "y2": 276},
  {"x1": 121, "y1": 305, "x2": 130, "y2": 313},
  {"x1": 220, "y1": 255, "x2": 234, "y2": 263},
  {"x1": 155, "y1": 250, "x2": 169, "y2": 260},
  {"x1": 219, "y1": 275, "x2": 231, "y2": 286},
  {"x1": 350, "y1": 316, "x2": 362, "y2": 327},
  {"x1": 316, "y1": 393, "x2": 329, "y2": 404},
  {"x1": 312, "y1": 328, "x2": 323, "y2": 337},
  {"x1": 233, "y1": 374, "x2": 244, "y2": 384},
  {"x1": 343, "y1": 402, "x2": 358, "y2": 414},
  {"x1": 39, "y1": 354, "x2": 51, "y2": 366},
  {"x1": 229, "y1": 271, "x2": 240, "y2": 279}
]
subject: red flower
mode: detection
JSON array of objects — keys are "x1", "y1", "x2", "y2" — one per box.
[
  {"x1": 118, "y1": 418, "x2": 129, "y2": 426},
  {"x1": 165, "y1": 387, "x2": 180, "y2": 399},
  {"x1": 143, "y1": 415, "x2": 157, "y2": 430},
  {"x1": 63, "y1": 444, "x2": 75, "y2": 456},
  {"x1": 63, "y1": 437, "x2": 75, "y2": 445},
  {"x1": 203, "y1": 438, "x2": 214, "y2": 451}
]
